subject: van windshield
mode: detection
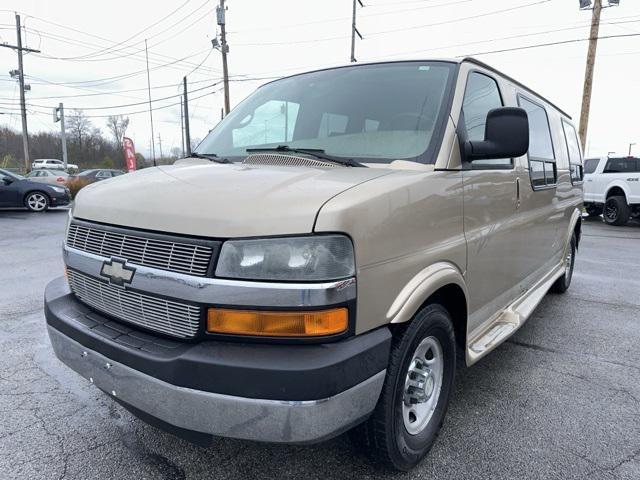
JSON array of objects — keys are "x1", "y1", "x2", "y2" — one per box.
[{"x1": 195, "y1": 61, "x2": 456, "y2": 164}]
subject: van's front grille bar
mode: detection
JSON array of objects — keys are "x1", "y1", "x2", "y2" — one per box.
[
  {"x1": 66, "y1": 221, "x2": 216, "y2": 277},
  {"x1": 67, "y1": 269, "x2": 201, "y2": 338}
]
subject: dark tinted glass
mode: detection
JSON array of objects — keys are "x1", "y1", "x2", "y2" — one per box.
[
  {"x1": 518, "y1": 96, "x2": 554, "y2": 160},
  {"x1": 604, "y1": 158, "x2": 638, "y2": 173},
  {"x1": 584, "y1": 158, "x2": 599, "y2": 174},
  {"x1": 530, "y1": 160, "x2": 545, "y2": 187}
]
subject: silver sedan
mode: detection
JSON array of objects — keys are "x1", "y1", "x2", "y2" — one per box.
[{"x1": 24, "y1": 169, "x2": 69, "y2": 186}]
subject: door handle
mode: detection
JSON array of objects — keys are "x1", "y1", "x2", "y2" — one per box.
[{"x1": 516, "y1": 177, "x2": 521, "y2": 209}]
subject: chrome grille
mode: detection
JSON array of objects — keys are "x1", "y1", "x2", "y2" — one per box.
[
  {"x1": 243, "y1": 153, "x2": 339, "y2": 168},
  {"x1": 66, "y1": 222, "x2": 213, "y2": 276},
  {"x1": 67, "y1": 269, "x2": 201, "y2": 338}
]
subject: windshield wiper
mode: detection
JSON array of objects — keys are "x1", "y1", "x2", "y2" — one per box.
[
  {"x1": 245, "y1": 145, "x2": 364, "y2": 167},
  {"x1": 190, "y1": 152, "x2": 231, "y2": 164}
]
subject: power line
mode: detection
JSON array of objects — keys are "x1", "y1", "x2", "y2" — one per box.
[
  {"x1": 362, "y1": 18, "x2": 640, "y2": 60},
  {"x1": 0, "y1": 76, "x2": 216, "y2": 100},
  {"x1": 458, "y1": 31, "x2": 640, "y2": 57},
  {"x1": 367, "y1": 0, "x2": 552, "y2": 37},
  {"x1": 58, "y1": 0, "x2": 193, "y2": 61}
]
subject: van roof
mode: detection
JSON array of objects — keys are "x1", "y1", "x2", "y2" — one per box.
[{"x1": 264, "y1": 57, "x2": 572, "y2": 120}]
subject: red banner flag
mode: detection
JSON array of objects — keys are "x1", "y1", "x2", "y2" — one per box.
[{"x1": 123, "y1": 137, "x2": 137, "y2": 172}]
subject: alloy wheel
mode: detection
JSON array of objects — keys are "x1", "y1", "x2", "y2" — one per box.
[{"x1": 27, "y1": 193, "x2": 47, "y2": 212}]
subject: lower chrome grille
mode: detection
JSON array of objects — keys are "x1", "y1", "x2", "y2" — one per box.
[{"x1": 67, "y1": 269, "x2": 201, "y2": 339}]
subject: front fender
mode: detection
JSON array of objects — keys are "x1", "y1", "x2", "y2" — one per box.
[
  {"x1": 564, "y1": 207, "x2": 582, "y2": 253},
  {"x1": 387, "y1": 261, "x2": 467, "y2": 324}
]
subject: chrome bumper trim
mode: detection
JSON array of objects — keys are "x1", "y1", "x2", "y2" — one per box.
[
  {"x1": 48, "y1": 326, "x2": 384, "y2": 444},
  {"x1": 63, "y1": 245, "x2": 356, "y2": 308}
]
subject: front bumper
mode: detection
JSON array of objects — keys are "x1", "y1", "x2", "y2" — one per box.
[
  {"x1": 45, "y1": 277, "x2": 390, "y2": 444},
  {"x1": 50, "y1": 192, "x2": 71, "y2": 207}
]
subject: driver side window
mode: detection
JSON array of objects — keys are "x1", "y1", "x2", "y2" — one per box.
[{"x1": 462, "y1": 72, "x2": 511, "y2": 168}]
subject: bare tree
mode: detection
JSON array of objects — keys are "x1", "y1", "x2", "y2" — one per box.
[
  {"x1": 67, "y1": 110, "x2": 92, "y2": 152},
  {"x1": 106, "y1": 115, "x2": 130, "y2": 148}
]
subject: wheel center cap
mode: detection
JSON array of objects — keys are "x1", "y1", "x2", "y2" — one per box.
[{"x1": 405, "y1": 361, "x2": 435, "y2": 405}]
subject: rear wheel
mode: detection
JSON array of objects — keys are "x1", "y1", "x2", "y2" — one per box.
[
  {"x1": 25, "y1": 192, "x2": 49, "y2": 212},
  {"x1": 350, "y1": 304, "x2": 456, "y2": 471},
  {"x1": 551, "y1": 233, "x2": 576, "y2": 294},
  {"x1": 604, "y1": 196, "x2": 630, "y2": 226}
]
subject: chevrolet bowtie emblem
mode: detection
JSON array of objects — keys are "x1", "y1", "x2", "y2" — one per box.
[{"x1": 100, "y1": 258, "x2": 136, "y2": 287}]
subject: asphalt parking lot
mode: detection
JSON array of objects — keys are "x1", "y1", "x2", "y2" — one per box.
[{"x1": 1, "y1": 209, "x2": 639, "y2": 480}]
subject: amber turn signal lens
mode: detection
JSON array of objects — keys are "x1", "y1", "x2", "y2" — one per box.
[{"x1": 207, "y1": 308, "x2": 348, "y2": 337}]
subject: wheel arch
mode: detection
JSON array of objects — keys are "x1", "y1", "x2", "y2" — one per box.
[
  {"x1": 386, "y1": 262, "x2": 468, "y2": 354},
  {"x1": 605, "y1": 183, "x2": 629, "y2": 201},
  {"x1": 23, "y1": 189, "x2": 51, "y2": 207}
]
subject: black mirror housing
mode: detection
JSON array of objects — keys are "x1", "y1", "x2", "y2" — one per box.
[{"x1": 464, "y1": 107, "x2": 529, "y2": 161}]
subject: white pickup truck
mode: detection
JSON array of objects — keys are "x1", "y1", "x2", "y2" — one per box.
[{"x1": 584, "y1": 156, "x2": 640, "y2": 226}]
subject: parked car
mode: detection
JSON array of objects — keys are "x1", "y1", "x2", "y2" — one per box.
[
  {"x1": 67, "y1": 169, "x2": 125, "y2": 185},
  {"x1": 584, "y1": 156, "x2": 640, "y2": 225},
  {"x1": 44, "y1": 58, "x2": 583, "y2": 471},
  {"x1": 32, "y1": 158, "x2": 79, "y2": 171},
  {"x1": 0, "y1": 168, "x2": 71, "y2": 212},
  {"x1": 24, "y1": 169, "x2": 69, "y2": 186}
]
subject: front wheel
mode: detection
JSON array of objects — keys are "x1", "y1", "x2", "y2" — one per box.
[
  {"x1": 350, "y1": 304, "x2": 456, "y2": 471},
  {"x1": 25, "y1": 192, "x2": 49, "y2": 212}
]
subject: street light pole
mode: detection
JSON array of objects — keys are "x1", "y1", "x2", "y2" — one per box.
[{"x1": 629, "y1": 143, "x2": 636, "y2": 156}]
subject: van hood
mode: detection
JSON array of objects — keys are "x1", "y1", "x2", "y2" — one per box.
[{"x1": 72, "y1": 162, "x2": 392, "y2": 237}]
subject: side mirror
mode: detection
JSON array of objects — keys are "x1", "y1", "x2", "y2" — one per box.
[
  {"x1": 1, "y1": 177, "x2": 12, "y2": 185},
  {"x1": 464, "y1": 107, "x2": 529, "y2": 161}
]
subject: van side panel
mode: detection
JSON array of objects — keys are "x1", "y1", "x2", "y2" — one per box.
[{"x1": 314, "y1": 169, "x2": 466, "y2": 335}]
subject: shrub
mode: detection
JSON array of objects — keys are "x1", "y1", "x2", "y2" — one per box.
[{"x1": 67, "y1": 177, "x2": 92, "y2": 199}]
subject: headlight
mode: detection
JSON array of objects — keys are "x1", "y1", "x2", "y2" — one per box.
[
  {"x1": 215, "y1": 235, "x2": 355, "y2": 281},
  {"x1": 51, "y1": 186, "x2": 66, "y2": 193}
]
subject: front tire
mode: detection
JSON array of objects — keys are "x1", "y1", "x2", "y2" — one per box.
[
  {"x1": 25, "y1": 192, "x2": 49, "y2": 212},
  {"x1": 604, "y1": 196, "x2": 630, "y2": 226},
  {"x1": 350, "y1": 304, "x2": 456, "y2": 471}
]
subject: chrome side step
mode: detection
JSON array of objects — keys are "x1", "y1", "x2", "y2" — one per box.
[{"x1": 466, "y1": 263, "x2": 565, "y2": 365}]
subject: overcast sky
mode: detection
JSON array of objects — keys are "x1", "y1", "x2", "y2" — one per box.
[{"x1": 1, "y1": 0, "x2": 639, "y2": 159}]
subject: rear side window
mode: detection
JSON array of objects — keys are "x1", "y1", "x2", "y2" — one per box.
[
  {"x1": 518, "y1": 95, "x2": 556, "y2": 188},
  {"x1": 584, "y1": 158, "x2": 600, "y2": 174},
  {"x1": 604, "y1": 157, "x2": 638, "y2": 173},
  {"x1": 461, "y1": 72, "x2": 510, "y2": 169},
  {"x1": 562, "y1": 120, "x2": 583, "y2": 183}
]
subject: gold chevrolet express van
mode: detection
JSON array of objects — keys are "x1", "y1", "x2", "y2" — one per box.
[{"x1": 45, "y1": 58, "x2": 583, "y2": 470}]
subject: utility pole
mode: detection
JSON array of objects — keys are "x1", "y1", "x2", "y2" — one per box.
[
  {"x1": 144, "y1": 39, "x2": 157, "y2": 166},
  {"x1": 53, "y1": 103, "x2": 68, "y2": 170},
  {"x1": 629, "y1": 143, "x2": 635, "y2": 156},
  {"x1": 0, "y1": 14, "x2": 41, "y2": 172},
  {"x1": 183, "y1": 76, "x2": 191, "y2": 156},
  {"x1": 180, "y1": 101, "x2": 185, "y2": 157},
  {"x1": 217, "y1": 0, "x2": 231, "y2": 115},
  {"x1": 350, "y1": 0, "x2": 364, "y2": 62},
  {"x1": 158, "y1": 133, "x2": 163, "y2": 161},
  {"x1": 578, "y1": 0, "x2": 619, "y2": 151}
]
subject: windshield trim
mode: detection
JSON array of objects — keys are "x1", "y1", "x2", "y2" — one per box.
[{"x1": 196, "y1": 60, "x2": 460, "y2": 165}]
